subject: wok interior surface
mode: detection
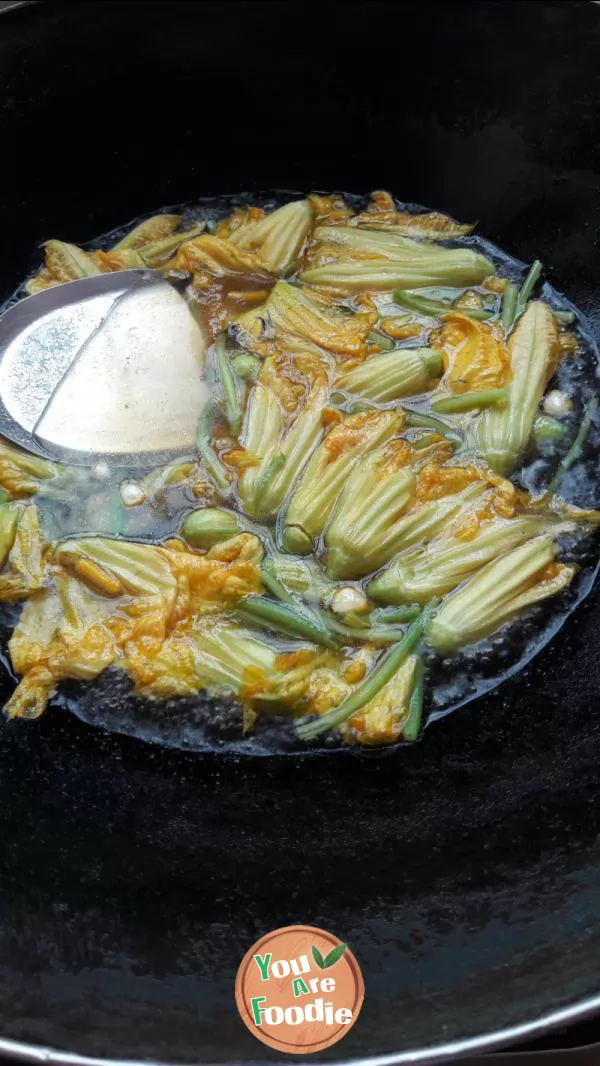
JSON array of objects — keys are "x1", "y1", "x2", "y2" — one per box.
[{"x1": 2, "y1": 1, "x2": 600, "y2": 1061}]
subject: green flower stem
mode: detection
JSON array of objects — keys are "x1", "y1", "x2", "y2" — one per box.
[
  {"x1": 326, "y1": 618, "x2": 410, "y2": 644},
  {"x1": 403, "y1": 653, "x2": 424, "y2": 741},
  {"x1": 297, "y1": 606, "x2": 433, "y2": 740},
  {"x1": 545, "y1": 398, "x2": 598, "y2": 498},
  {"x1": 412, "y1": 432, "x2": 443, "y2": 450},
  {"x1": 238, "y1": 596, "x2": 339, "y2": 649},
  {"x1": 214, "y1": 334, "x2": 242, "y2": 435},
  {"x1": 405, "y1": 410, "x2": 463, "y2": 444},
  {"x1": 518, "y1": 259, "x2": 543, "y2": 307},
  {"x1": 431, "y1": 388, "x2": 508, "y2": 414},
  {"x1": 501, "y1": 262, "x2": 543, "y2": 333},
  {"x1": 501, "y1": 282, "x2": 518, "y2": 333},
  {"x1": 367, "y1": 329, "x2": 395, "y2": 350},
  {"x1": 393, "y1": 289, "x2": 494, "y2": 320},
  {"x1": 371, "y1": 605, "x2": 421, "y2": 625},
  {"x1": 196, "y1": 404, "x2": 230, "y2": 492},
  {"x1": 260, "y1": 566, "x2": 295, "y2": 604},
  {"x1": 254, "y1": 454, "x2": 286, "y2": 495}
]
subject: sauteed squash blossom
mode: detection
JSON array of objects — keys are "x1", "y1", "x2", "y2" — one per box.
[{"x1": 3, "y1": 191, "x2": 599, "y2": 748}]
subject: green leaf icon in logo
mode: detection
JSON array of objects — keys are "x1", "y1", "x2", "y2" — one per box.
[
  {"x1": 312, "y1": 943, "x2": 348, "y2": 969},
  {"x1": 312, "y1": 945, "x2": 326, "y2": 969},
  {"x1": 323, "y1": 943, "x2": 348, "y2": 968}
]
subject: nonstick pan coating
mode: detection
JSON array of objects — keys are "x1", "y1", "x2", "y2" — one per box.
[{"x1": 2, "y1": 2, "x2": 600, "y2": 1063}]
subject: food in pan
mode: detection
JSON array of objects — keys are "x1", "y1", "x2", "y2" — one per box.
[{"x1": 2, "y1": 190, "x2": 598, "y2": 749}]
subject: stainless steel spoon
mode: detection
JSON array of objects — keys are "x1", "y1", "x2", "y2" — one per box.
[{"x1": 0, "y1": 269, "x2": 208, "y2": 465}]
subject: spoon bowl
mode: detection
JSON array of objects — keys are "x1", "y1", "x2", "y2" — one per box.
[{"x1": 0, "y1": 269, "x2": 208, "y2": 466}]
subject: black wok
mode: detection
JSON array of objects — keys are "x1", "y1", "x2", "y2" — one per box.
[{"x1": 2, "y1": 1, "x2": 600, "y2": 1062}]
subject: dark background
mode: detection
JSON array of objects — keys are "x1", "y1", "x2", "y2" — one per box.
[{"x1": 2, "y1": 2, "x2": 600, "y2": 1064}]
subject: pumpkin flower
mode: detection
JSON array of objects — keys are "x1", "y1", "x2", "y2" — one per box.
[
  {"x1": 237, "y1": 377, "x2": 328, "y2": 519},
  {"x1": 283, "y1": 409, "x2": 403, "y2": 554},
  {"x1": 335, "y1": 347, "x2": 442, "y2": 402},
  {"x1": 477, "y1": 302, "x2": 560, "y2": 473},
  {"x1": 175, "y1": 234, "x2": 271, "y2": 281},
  {"x1": 427, "y1": 535, "x2": 575, "y2": 653},
  {"x1": 324, "y1": 440, "x2": 416, "y2": 579},
  {"x1": 433, "y1": 313, "x2": 509, "y2": 394},
  {"x1": 349, "y1": 190, "x2": 475, "y2": 240},
  {"x1": 368, "y1": 515, "x2": 566, "y2": 604},
  {"x1": 0, "y1": 503, "x2": 45, "y2": 602},
  {"x1": 234, "y1": 280, "x2": 375, "y2": 358},
  {"x1": 300, "y1": 246, "x2": 493, "y2": 295},
  {"x1": 5, "y1": 533, "x2": 264, "y2": 720},
  {"x1": 340, "y1": 654, "x2": 418, "y2": 746},
  {"x1": 228, "y1": 200, "x2": 314, "y2": 274}
]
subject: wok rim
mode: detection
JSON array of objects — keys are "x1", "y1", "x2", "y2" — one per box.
[{"x1": 0, "y1": 990, "x2": 598, "y2": 1066}]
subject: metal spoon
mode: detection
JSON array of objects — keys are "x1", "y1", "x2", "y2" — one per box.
[{"x1": 0, "y1": 269, "x2": 208, "y2": 465}]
